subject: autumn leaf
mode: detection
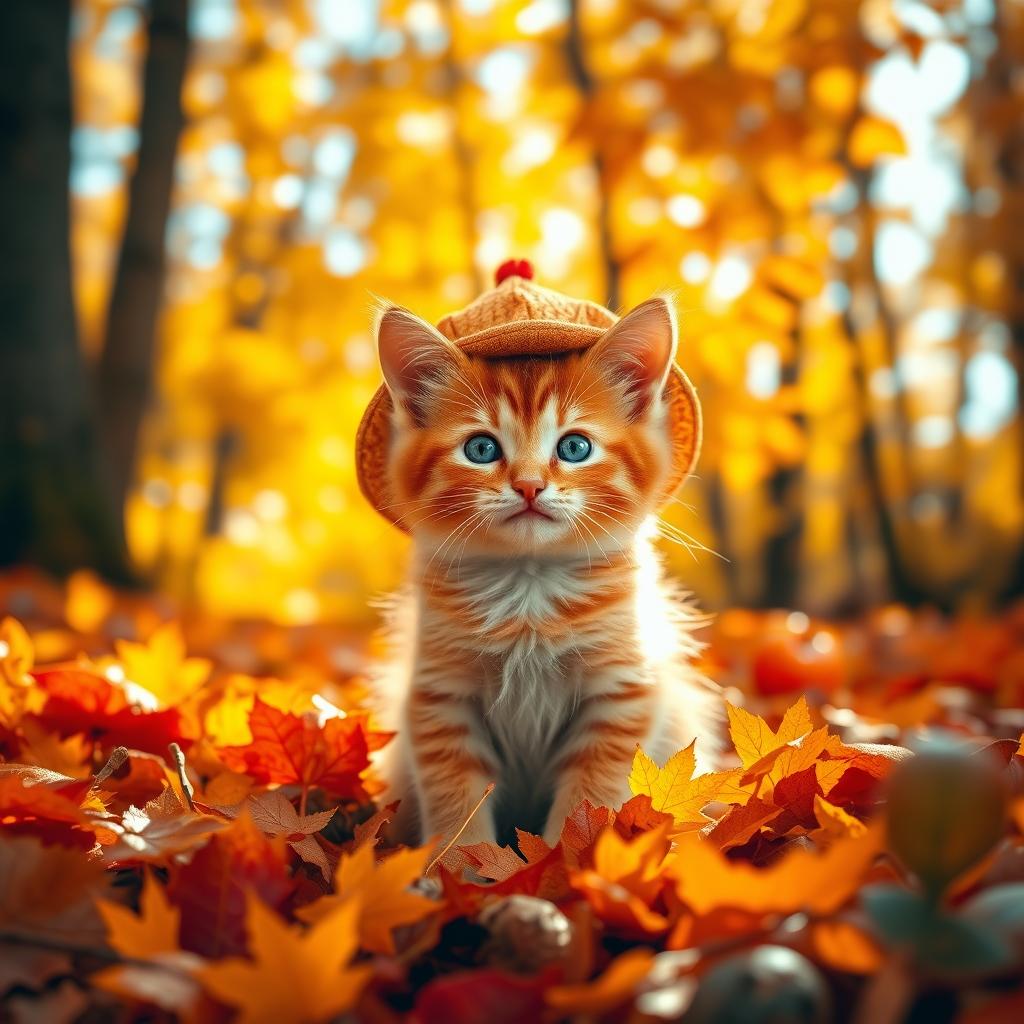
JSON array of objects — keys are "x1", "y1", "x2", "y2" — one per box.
[
  {"x1": 104, "y1": 785, "x2": 226, "y2": 863},
  {"x1": 30, "y1": 666, "x2": 191, "y2": 756},
  {"x1": 0, "y1": 772, "x2": 100, "y2": 848},
  {"x1": 614, "y1": 794, "x2": 673, "y2": 838},
  {"x1": 572, "y1": 824, "x2": 673, "y2": 935},
  {"x1": 459, "y1": 839, "x2": 536, "y2": 882},
  {"x1": 0, "y1": 835, "x2": 112, "y2": 991},
  {"x1": 200, "y1": 895, "x2": 373, "y2": 1024},
  {"x1": 704, "y1": 797, "x2": 784, "y2": 851},
  {"x1": 167, "y1": 812, "x2": 293, "y2": 959},
  {"x1": 814, "y1": 794, "x2": 867, "y2": 841},
  {"x1": 414, "y1": 968, "x2": 550, "y2": 1024},
  {"x1": 728, "y1": 696, "x2": 812, "y2": 768},
  {"x1": 349, "y1": 799, "x2": 399, "y2": 851},
  {"x1": 561, "y1": 798, "x2": 615, "y2": 865},
  {"x1": 95, "y1": 748, "x2": 177, "y2": 814},
  {"x1": 629, "y1": 741, "x2": 749, "y2": 825},
  {"x1": 812, "y1": 919, "x2": 883, "y2": 974},
  {"x1": 115, "y1": 621, "x2": 212, "y2": 708},
  {"x1": 546, "y1": 947, "x2": 655, "y2": 1015},
  {"x1": 0, "y1": 616, "x2": 33, "y2": 686},
  {"x1": 221, "y1": 789, "x2": 336, "y2": 879},
  {"x1": 0, "y1": 617, "x2": 39, "y2": 726},
  {"x1": 92, "y1": 866, "x2": 204, "y2": 1014},
  {"x1": 15, "y1": 717, "x2": 92, "y2": 776},
  {"x1": 97, "y1": 871, "x2": 181, "y2": 958},
  {"x1": 668, "y1": 822, "x2": 885, "y2": 917},
  {"x1": 297, "y1": 840, "x2": 437, "y2": 954},
  {"x1": 217, "y1": 697, "x2": 381, "y2": 801}
]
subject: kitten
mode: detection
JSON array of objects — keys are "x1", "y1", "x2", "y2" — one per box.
[{"x1": 371, "y1": 296, "x2": 721, "y2": 848}]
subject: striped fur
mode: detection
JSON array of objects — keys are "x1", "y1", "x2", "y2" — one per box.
[{"x1": 371, "y1": 301, "x2": 722, "y2": 847}]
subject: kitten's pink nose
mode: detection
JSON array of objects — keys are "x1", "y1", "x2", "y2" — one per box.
[{"x1": 512, "y1": 479, "x2": 546, "y2": 503}]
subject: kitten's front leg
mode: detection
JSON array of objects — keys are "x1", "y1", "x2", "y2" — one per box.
[
  {"x1": 406, "y1": 677, "x2": 500, "y2": 848},
  {"x1": 543, "y1": 677, "x2": 656, "y2": 846}
]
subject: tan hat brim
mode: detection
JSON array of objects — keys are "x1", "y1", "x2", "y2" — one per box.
[{"x1": 355, "y1": 321, "x2": 701, "y2": 531}]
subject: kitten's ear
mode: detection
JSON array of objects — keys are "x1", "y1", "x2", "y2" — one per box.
[
  {"x1": 376, "y1": 305, "x2": 466, "y2": 423},
  {"x1": 588, "y1": 297, "x2": 678, "y2": 419}
]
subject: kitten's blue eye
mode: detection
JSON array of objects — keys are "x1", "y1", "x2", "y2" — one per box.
[
  {"x1": 464, "y1": 434, "x2": 501, "y2": 464},
  {"x1": 557, "y1": 433, "x2": 592, "y2": 463}
]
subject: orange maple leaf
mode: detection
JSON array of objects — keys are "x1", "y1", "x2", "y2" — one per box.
[
  {"x1": 297, "y1": 840, "x2": 437, "y2": 954},
  {"x1": 97, "y1": 871, "x2": 181, "y2": 958},
  {"x1": 668, "y1": 821, "x2": 884, "y2": 918},
  {"x1": 571, "y1": 824, "x2": 673, "y2": 935},
  {"x1": 200, "y1": 895, "x2": 372, "y2": 1024},
  {"x1": 546, "y1": 947, "x2": 655, "y2": 1015}
]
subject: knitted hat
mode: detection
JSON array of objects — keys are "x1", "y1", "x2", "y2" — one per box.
[{"x1": 356, "y1": 260, "x2": 702, "y2": 531}]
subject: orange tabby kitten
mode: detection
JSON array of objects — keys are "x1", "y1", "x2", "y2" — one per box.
[{"x1": 372, "y1": 296, "x2": 720, "y2": 847}]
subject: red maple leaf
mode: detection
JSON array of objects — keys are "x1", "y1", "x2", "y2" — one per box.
[
  {"x1": 613, "y1": 795, "x2": 672, "y2": 840},
  {"x1": 216, "y1": 698, "x2": 385, "y2": 801},
  {"x1": 29, "y1": 667, "x2": 190, "y2": 756},
  {"x1": 167, "y1": 813, "x2": 294, "y2": 959}
]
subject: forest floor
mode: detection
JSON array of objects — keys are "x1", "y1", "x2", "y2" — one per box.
[{"x1": 1, "y1": 567, "x2": 1024, "y2": 1023}]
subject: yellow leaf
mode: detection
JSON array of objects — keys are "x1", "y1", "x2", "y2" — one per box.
[
  {"x1": 776, "y1": 696, "x2": 813, "y2": 742},
  {"x1": 629, "y1": 743, "x2": 749, "y2": 824},
  {"x1": 116, "y1": 623, "x2": 212, "y2": 708},
  {"x1": 726, "y1": 702, "x2": 782, "y2": 768}
]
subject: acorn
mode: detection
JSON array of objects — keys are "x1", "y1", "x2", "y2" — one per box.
[
  {"x1": 682, "y1": 946, "x2": 832, "y2": 1024},
  {"x1": 478, "y1": 895, "x2": 573, "y2": 974},
  {"x1": 885, "y1": 734, "x2": 1008, "y2": 895}
]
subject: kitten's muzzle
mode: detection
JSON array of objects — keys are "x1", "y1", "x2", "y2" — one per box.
[{"x1": 504, "y1": 503, "x2": 555, "y2": 523}]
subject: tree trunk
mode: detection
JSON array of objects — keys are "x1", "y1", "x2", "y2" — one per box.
[
  {"x1": 565, "y1": 0, "x2": 620, "y2": 312},
  {"x1": 96, "y1": 0, "x2": 190, "y2": 542},
  {"x1": 0, "y1": 1, "x2": 132, "y2": 580}
]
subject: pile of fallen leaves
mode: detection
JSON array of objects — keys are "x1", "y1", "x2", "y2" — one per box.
[{"x1": 2, "y1": 570, "x2": 1024, "y2": 1024}]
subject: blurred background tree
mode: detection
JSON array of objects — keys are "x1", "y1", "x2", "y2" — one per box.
[{"x1": 2, "y1": 0, "x2": 1022, "y2": 624}]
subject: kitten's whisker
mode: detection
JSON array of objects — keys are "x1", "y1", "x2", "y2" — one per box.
[
  {"x1": 423, "y1": 509, "x2": 490, "y2": 587},
  {"x1": 576, "y1": 503, "x2": 627, "y2": 552},
  {"x1": 452, "y1": 510, "x2": 496, "y2": 581},
  {"x1": 655, "y1": 517, "x2": 726, "y2": 562},
  {"x1": 572, "y1": 508, "x2": 615, "y2": 564},
  {"x1": 374, "y1": 488, "x2": 478, "y2": 513}
]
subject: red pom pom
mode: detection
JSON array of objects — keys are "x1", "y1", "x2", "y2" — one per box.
[{"x1": 495, "y1": 259, "x2": 534, "y2": 285}]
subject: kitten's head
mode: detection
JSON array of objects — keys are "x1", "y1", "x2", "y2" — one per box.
[{"x1": 376, "y1": 297, "x2": 679, "y2": 559}]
